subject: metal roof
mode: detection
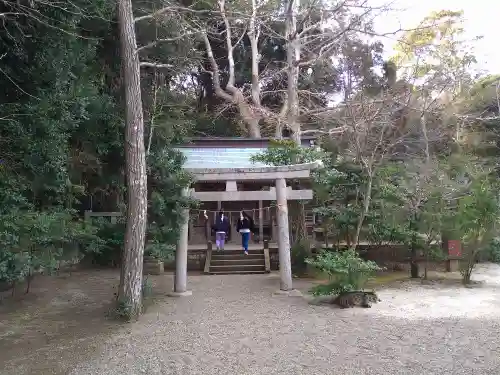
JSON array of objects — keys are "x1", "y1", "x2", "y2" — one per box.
[{"x1": 177, "y1": 147, "x2": 269, "y2": 169}]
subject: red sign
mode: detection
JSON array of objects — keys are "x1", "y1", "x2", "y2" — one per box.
[{"x1": 448, "y1": 240, "x2": 461, "y2": 257}]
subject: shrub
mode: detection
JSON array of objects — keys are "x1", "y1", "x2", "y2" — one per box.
[
  {"x1": 309, "y1": 280, "x2": 353, "y2": 296},
  {"x1": 453, "y1": 177, "x2": 500, "y2": 284},
  {"x1": 291, "y1": 239, "x2": 310, "y2": 275},
  {"x1": 0, "y1": 209, "x2": 102, "y2": 293},
  {"x1": 306, "y1": 248, "x2": 382, "y2": 296},
  {"x1": 82, "y1": 217, "x2": 125, "y2": 267},
  {"x1": 483, "y1": 237, "x2": 500, "y2": 263},
  {"x1": 144, "y1": 242, "x2": 175, "y2": 263}
]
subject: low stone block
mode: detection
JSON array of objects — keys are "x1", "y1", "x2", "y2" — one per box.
[{"x1": 167, "y1": 290, "x2": 192, "y2": 297}]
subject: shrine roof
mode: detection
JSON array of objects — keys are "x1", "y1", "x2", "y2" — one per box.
[{"x1": 175, "y1": 137, "x2": 316, "y2": 169}]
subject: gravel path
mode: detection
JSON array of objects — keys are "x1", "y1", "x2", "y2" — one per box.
[{"x1": 66, "y1": 264, "x2": 500, "y2": 375}]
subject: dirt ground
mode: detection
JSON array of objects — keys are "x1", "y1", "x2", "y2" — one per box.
[
  {"x1": 0, "y1": 270, "x2": 121, "y2": 374},
  {"x1": 1, "y1": 265, "x2": 500, "y2": 375}
]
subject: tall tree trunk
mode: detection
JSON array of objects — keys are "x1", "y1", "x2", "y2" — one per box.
[
  {"x1": 285, "y1": 0, "x2": 307, "y2": 243},
  {"x1": 285, "y1": 0, "x2": 300, "y2": 143},
  {"x1": 117, "y1": 0, "x2": 148, "y2": 320},
  {"x1": 353, "y1": 173, "x2": 373, "y2": 249},
  {"x1": 410, "y1": 213, "x2": 419, "y2": 278}
]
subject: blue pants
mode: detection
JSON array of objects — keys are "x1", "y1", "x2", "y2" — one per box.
[{"x1": 241, "y1": 232, "x2": 250, "y2": 251}]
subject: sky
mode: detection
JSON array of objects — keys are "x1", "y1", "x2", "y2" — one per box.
[{"x1": 371, "y1": 0, "x2": 498, "y2": 73}]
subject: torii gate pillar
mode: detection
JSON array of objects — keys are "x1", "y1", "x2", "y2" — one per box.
[
  {"x1": 168, "y1": 187, "x2": 192, "y2": 297},
  {"x1": 275, "y1": 177, "x2": 292, "y2": 291}
]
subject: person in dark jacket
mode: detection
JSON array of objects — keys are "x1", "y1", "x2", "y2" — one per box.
[
  {"x1": 236, "y1": 210, "x2": 254, "y2": 255},
  {"x1": 213, "y1": 211, "x2": 230, "y2": 251}
]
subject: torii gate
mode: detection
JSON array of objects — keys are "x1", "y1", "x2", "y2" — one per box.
[{"x1": 168, "y1": 161, "x2": 321, "y2": 296}]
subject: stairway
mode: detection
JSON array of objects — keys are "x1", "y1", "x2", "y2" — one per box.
[{"x1": 206, "y1": 248, "x2": 268, "y2": 275}]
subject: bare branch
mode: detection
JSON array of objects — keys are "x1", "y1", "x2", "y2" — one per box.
[
  {"x1": 200, "y1": 31, "x2": 233, "y2": 102},
  {"x1": 137, "y1": 32, "x2": 197, "y2": 52},
  {"x1": 248, "y1": 0, "x2": 261, "y2": 108},
  {"x1": 139, "y1": 62, "x2": 174, "y2": 69},
  {"x1": 218, "y1": 0, "x2": 236, "y2": 90}
]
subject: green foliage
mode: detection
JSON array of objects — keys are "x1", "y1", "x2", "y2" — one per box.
[
  {"x1": 252, "y1": 139, "x2": 368, "y2": 245},
  {"x1": 83, "y1": 218, "x2": 125, "y2": 267},
  {"x1": 483, "y1": 238, "x2": 500, "y2": 263},
  {"x1": 250, "y1": 139, "x2": 328, "y2": 166},
  {"x1": 309, "y1": 282, "x2": 345, "y2": 297},
  {"x1": 0, "y1": 0, "x2": 126, "y2": 286},
  {"x1": 372, "y1": 161, "x2": 456, "y2": 277},
  {"x1": 306, "y1": 249, "x2": 382, "y2": 296},
  {"x1": 452, "y1": 176, "x2": 500, "y2": 283},
  {"x1": 454, "y1": 179, "x2": 499, "y2": 244},
  {"x1": 0, "y1": 0, "x2": 195, "y2": 289},
  {"x1": 251, "y1": 139, "x2": 331, "y2": 242},
  {"x1": 314, "y1": 158, "x2": 365, "y2": 246},
  {"x1": 392, "y1": 9, "x2": 476, "y2": 87},
  {"x1": 290, "y1": 240, "x2": 310, "y2": 275},
  {"x1": 146, "y1": 147, "x2": 193, "y2": 262},
  {"x1": 0, "y1": 209, "x2": 100, "y2": 287}
]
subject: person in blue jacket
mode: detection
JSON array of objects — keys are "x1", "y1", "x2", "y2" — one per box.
[{"x1": 236, "y1": 211, "x2": 254, "y2": 255}]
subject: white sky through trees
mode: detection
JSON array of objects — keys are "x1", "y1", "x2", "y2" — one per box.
[{"x1": 372, "y1": 0, "x2": 498, "y2": 73}]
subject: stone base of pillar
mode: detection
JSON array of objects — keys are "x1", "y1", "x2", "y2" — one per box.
[
  {"x1": 167, "y1": 290, "x2": 193, "y2": 297},
  {"x1": 272, "y1": 289, "x2": 303, "y2": 297}
]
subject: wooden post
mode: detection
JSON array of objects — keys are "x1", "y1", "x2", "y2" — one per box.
[
  {"x1": 263, "y1": 240, "x2": 271, "y2": 273},
  {"x1": 275, "y1": 178, "x2": 292, "y2": 291},
  {"x1": 272, "y1": 211, "x2": 278, "y2": 243},
  {"x1": 205, "y1": 215, "x2": 210, "y2": 242},
  {"x1": 204, "y1": 241, "x2": 213, "y2": 274},
  {"x1": 188, "y1": 210, "x2": 193, "y2": 242},
  {"x1": 258, "y1": 200, "x2": 264, "y2": 243},
  {"x1": 270, "y1": 208, "x2": 276, "y2": 242},
  {"x1": 311, "y1": 212, "x2": 316, "y2": 243}
]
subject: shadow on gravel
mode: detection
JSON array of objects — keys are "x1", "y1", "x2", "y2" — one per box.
[{"x1": 0, "y1": 269, "x2": 172, "y2": 375}]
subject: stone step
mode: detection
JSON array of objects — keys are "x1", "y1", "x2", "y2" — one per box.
[
  {"x1": 209, "y1": 264, "x2": 266, "y2": 273},
  {"x1": 211, "y1": 249, "x2": 264, "y2": 256},
  {"x1": 208, "y1": 270, "x2": 267, "y2": 275},
  {"x1": 211, "y1": 254, "x2": 264, "y2": 261},
  {"x1": 211, "y1": 258, "x2": 265, "y2": 267}
]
